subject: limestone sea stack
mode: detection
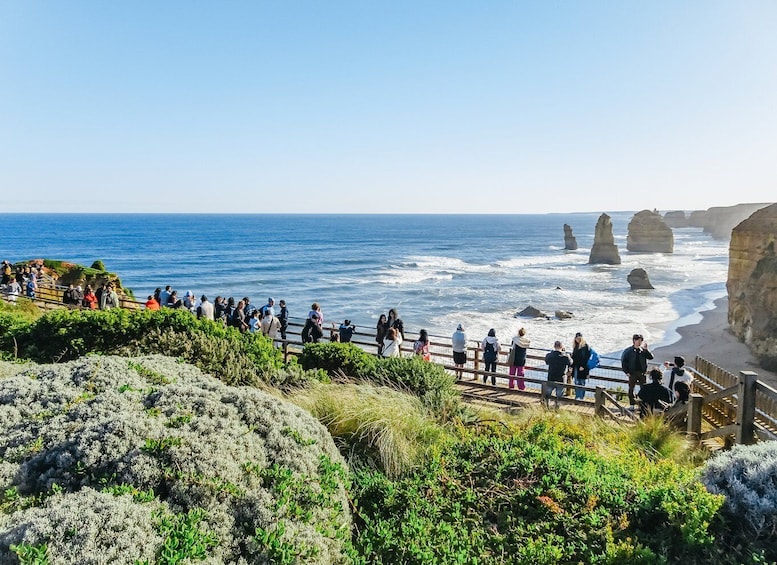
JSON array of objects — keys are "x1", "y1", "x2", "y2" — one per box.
[
  {"x1": 563, "y1": 224, "x2": 578, "y2": 250},
  {"x1": 663, "y1": 211, "x2": 689, "y2": 228},
  {"x1": 626, "y1": 210, "x2": 673, "y2": 253},
  {"x1": 588, "y1": 213, "x2": 621, "y2": 265},
  {"x1": 627, "y1": 268, "x2": 654, "y2": 290},
  {"x1": 727, "y1": 203, "x2": 777, "y2": 370}
]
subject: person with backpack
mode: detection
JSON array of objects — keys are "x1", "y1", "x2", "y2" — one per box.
[
  {"x1": 481, "y1": 329, "x2": 500, "y2": 385},
  {"x1": 302, "y1": 312, "x2": 323, "y2": 344},
  {"x1": 571, "y1": 332, "x2": 592, "y2": 400}
]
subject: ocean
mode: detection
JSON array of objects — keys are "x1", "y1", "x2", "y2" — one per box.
[{"x1": 0, "y1": 213, "x2": 729, "y2": 359}]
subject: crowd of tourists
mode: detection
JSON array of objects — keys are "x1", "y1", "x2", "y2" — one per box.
[
  {"x1": 2, "y1": 260, "x2": 691, "y2": 415},
  {"x1": 449, "y1": 324, "x2": 692, "y2": 416}
]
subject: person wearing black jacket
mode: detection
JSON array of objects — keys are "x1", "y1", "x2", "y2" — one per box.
[
  {"x1": 621, "y1": 333, "x2": 654, "y2": 408},
  {"x1": 637, "y1": 369, "x2": 673, "y2": 416},
  {"x1": 571, "y1": 332, "x2": 591, "y2": 400},
  {"x1": 544, "y1": 341, "x2": 572, "y2": 409}
]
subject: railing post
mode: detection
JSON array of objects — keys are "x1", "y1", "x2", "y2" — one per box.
[
  {"x1": 687, "y1": 393, "x2": 703, "y2": 441},
  {"x1": 736, "y1": 371, "x2": 758, "y2": 445},
  {"x1": 594, "y1": 386, "x2": 605, "y2": 417},
  {"x1": 472, "y1": 346, "x2": 480, "y2": 378},
  {"x1": 283, "y1": 340, "x2": 289, "y2": 363}
]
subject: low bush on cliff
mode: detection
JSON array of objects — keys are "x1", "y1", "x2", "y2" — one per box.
[
  {"x1": 700, "y1": 441, "x2": 777, "y2": 562},
  {"x1": 350, "y1": 419, "x2": 727, "y2": 564},
  {"x1": 0, "y1": 307, "x2": 319, "y2": 388},
  {"x1": 0, "y1": 355, "x2": 352, "y2": 564}
]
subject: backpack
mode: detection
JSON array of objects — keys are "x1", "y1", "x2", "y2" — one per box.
[
  {"x1": 484, "y1": 341, "x2": 497, "y2": 363},
  {"x1": 587, "y1": 348, "x2": 600, "y2": 370}
]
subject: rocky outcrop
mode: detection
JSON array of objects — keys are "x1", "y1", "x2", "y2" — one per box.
[
  {"x1": 627, "y1": 210, "x2": 674, "y2": 253},
  {"x1": 555, "y1": 310, "x2": 574, "y2": 320},
  {"x1": 697, "y1": 203, "x2": 772, "y2": 240},
  {"x1": 588, "y1": 214, "x2": 621, "y2": 265},
  {"x1": 663, "y1": 211, "x2": 689, "y2": 228},
  {"x1": 627, "y1": 268, "x2": 654, "y2": 290},
  {"x1": 727, "y1": 203, "x2": 777, "y2": 370},
  {"x1": 516, "y1": 305, "x2": 546, "y2": 318},
  {"x1": 563, "y1": 224, "x2": 578, "y2": 250}
]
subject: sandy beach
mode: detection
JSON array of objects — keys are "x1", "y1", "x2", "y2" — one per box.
[{"x1": 652, "y1": 297, "x2": 777, "y2": 387}]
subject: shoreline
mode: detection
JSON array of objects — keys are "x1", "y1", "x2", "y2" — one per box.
[{"x1": 652, "y1": 297, "x2": 777, "y2": 387}]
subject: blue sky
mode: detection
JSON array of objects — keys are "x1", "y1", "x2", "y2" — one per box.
[{"x1": 1, "y1": 1, "x2": 775, "y2": 213}]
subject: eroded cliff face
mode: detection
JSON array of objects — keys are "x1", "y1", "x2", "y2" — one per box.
[
  {"x1": 699, "y1": 203, "x2": 772, "y2": 239},
  {"x1": 627, "y1": 210, "x2": 673, "y2": 253},
  {"x1": 588, "y1": 214, "x2": 621, "y2": 265},
  {"x1": 727, "y1": 203, "x2": 777, "y2": 370}
]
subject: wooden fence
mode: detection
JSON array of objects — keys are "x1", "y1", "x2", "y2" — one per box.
[{"x1": 5, "y1": 279, "x2": 777, "y2": 444}]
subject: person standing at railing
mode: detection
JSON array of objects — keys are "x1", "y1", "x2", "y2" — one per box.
[
  {"x1": 100, "y1": 283, "x2": 120, "y2": 310},
  {"x1": 413, "y1": 329, "x2": 431, "y2": 361},
  {"x1": 25, "y1": 272, "x2": 37, "y2": 298},
  {"x1": 5, "y1": 278, "x2": 21, "y2": 303},
  {"x1": 621, "y1": 333, "x2": 654, "y2": 410},
  {"x1": 451, "y1": 324, "x2": 468, "y2": 380},
  {"x1": 1, "y1": 260, "x2": 10, "y2": 285},
  {"x1": 338, "y1": 320, "x2": 356, "y2": 343},
  {"x1": 571, "y1": 332, "x2": 591, "y2": 400},
  {"x1": 387, "y1": 308, "x2": 405, "y2": 340},
  {"x1": 145, "y1": 295, "x2": 160, "y2": 310},
  {"x1": 197, "y1": 295, "x2": 214, "y2": 320},
  {"x1": 544, "y1": 340, "x2": 572, "y2": 409},
  {"x1": 82, "y1": 285, "x2": 97, "y2": 309},
  {"x1": 381, "y1": 327, "x2": 403, "y2": 358},
  {"x1": 663, "y1": 356, "x2": 692, "y2": 404},
  {"x1": 376, "y1": 314, "x2": 389, "y2": 356},
  {"x1": 481, "y1": 329, "x2": 501, "y2": 385},
  {"x1": 159, "y1": 286, "x2": 172, "y2": 308},
  {"x1": 508, "y1": 327, "x2": 530, "y2": 390},
  {"x1": 278, "y1": 300, "x2": 289, "y2": 341}
]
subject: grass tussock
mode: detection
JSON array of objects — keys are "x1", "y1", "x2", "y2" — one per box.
[{"x1": 288, "y1": 381, "x2": 450, "y2": 478}]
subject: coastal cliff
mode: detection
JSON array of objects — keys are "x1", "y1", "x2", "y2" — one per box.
[
  {"x1": 692, "y1": 203, "x2": 772, "y2": 240},
  {"x1": 727, "y1": 203, "x2": 777, "y2": 370},
  {"x1": 627, "y1": 210, "x2": 673, "y2": 253},
  {"x1": 588, "y1": 214, "x2": 621, "y2": 265}
]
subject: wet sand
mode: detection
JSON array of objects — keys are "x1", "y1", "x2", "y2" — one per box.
[{"x1": 652, "y1": 297, "x2": 777, "y2": 387}]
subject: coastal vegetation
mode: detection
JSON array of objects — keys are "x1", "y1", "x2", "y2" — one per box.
[{"x1": 0, "y1": 302, "x2": 775, "y2": 563}]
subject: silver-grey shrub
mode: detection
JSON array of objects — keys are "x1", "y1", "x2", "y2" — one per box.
[
  {"x1": 700, "y1": 440, "x2": 777, "y2": 539},
  {"x1": 0, "y1": 355, "x2": 351, "y2": 564}
]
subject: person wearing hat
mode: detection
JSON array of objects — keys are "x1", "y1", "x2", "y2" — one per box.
[
  {"x1": 637, "y1": 368, "x2": 673, "y2": 416},
  {"x1": 197, "y1": 295, "x2": 214, "y2": 321},
  {"x1": 621, "y1": 333, "x2": 654, "y2": 409},
  {"x1": 451, "y1": 324, "x2": 468, "y2": 380},
  {"x1": 261, "y1": 297, "x2": 275, "y2": 317}
]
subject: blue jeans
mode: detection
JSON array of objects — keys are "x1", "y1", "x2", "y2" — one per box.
[{"x1": 574, "y1": 376, "x2": 587, "y2": 400}]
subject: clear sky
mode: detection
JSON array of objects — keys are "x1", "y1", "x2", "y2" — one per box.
[{"x1": 1, "y1": 1, "x2": 775, "y2": 214}]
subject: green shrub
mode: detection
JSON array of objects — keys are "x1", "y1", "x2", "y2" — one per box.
[
  {"x1": 350, "y1": 419, "x2": 725, "y2": 564},
  {"x1": 2, "y1": 308, "x2": 316, "y2": 388}
]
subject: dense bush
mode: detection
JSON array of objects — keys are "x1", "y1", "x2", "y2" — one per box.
[
  {"x1": 0, "y1": 355, "x2": 351, "y2": 564},
  {"x1": 299, "y1": 343, "x2": 458, "y2": 415},
  {"x1": 350, "y1": 419, "x2": 727, "y2": 564},
  {"x1": 0, "y1": 307, "x2": 317, "y2": 388},
  {"x1": 701, "y1": 441, "x2": 777, "y2": 561}
]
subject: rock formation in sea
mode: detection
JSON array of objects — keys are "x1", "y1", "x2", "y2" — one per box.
[
  {"x1": 663, "y1": 211, "x2": 689, "y2": 228},
  {"x1": 627, "y1": 268, "x2": 654, "y2": 290},
  {"x1": 692, "y1": 203, "x2": 772, "y2": 240},
  {"x1": 563, "y1": 224, "x2": 578, "y2": 250},
  {"x1": 516, "y1": 305, "x2": 546, "y2": 318},
  {"x1": 555, "y1": 310, "x2": 574, "y2": 320},
  {"x1": 626, "y1": 210, "x2": 674, "y2": 253},
  {"x1": 727, "y1": 203, "x2": 777, "y2": 370},
  {"x1": 588, "y1": 213, "x2": 621, "y2": 265}
]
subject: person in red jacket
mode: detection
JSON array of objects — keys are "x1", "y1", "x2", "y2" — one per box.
[{"x1": 145, "y1": 295, "x2": 160, "y2": 311}]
